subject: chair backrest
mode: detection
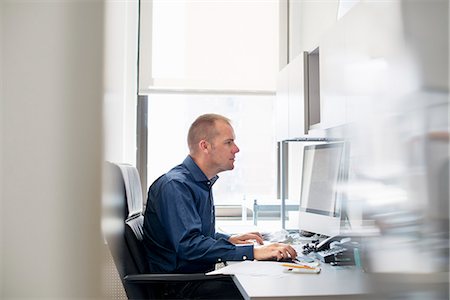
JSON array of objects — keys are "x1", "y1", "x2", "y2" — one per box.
[{"x1": 103, "y1": 162, "x2": 150, "y2": 299}]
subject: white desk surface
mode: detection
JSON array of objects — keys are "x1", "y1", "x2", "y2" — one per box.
[{"x1": 209, "y1": 261, "x2": 372, "y2": 300}]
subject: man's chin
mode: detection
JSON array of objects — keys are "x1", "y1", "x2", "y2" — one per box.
[{"x1": 224, "y1": 164, "x2": 235, "y2": 171}]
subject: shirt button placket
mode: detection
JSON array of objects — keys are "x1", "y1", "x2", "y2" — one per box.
[{"x1": 208, "y1": 181, "x2": 214, "y2": 223}]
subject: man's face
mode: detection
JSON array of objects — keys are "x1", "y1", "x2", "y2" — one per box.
[{"x1": 208, "y1": 120, "x2": 240, "y2": 174}]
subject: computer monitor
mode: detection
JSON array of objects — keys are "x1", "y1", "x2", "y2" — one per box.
[{"x1": 298, "y1": 142, "x2": 345, "y2": 237}]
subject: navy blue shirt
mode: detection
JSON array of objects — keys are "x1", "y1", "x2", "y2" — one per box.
[{"x1": 143, "y1": 155, "x2": 254, "y2": 273}]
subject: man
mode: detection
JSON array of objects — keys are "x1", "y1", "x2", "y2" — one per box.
[{"x1": 143, "y1": 114, "x2": 296, "y2": 298}]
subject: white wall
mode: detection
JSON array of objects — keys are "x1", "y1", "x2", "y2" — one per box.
[
  {"x1": 140, "y1": 1, "x2": 279, "y2": 92},
  {"x1": 289, "y1": 0, "x2": 339, "y2": 60},
  {"x1": 287, "y1": 0, "x2": 449, "y2": 296},
  {"x1": 0, "y1": 1, "x2": 3, "y2": 295},
  {"x1": 0, "y1": 1, "x2": 103, "y2": 297},
  {"x1": 103, "y1": 0, "x2": 138, "y2": 165}
]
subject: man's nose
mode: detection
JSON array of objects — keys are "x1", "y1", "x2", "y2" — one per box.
[{"x1": 233, "y1": 144, "x2": 240, "y2": 153}]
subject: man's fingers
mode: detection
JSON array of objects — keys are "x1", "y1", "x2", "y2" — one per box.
[
  {"x1": 249, "y1": 232, "x2": 263, "y2": 239},
  {"x1": 243, "y1": 233, "x2": 264, "y2": 245},
  {"x1": 288, "y1": 246, "x2": 297, "y2": 258},
  {"x1": 249, "y1": 233, "x2": 264, "y2": 245},
  {"x1": 270, "y1": 243, "x2": 297, "y2": 260},
  {"x1": 236, "y1": 240, "x2": 253, "y2": 244},
  {"x1": 254, "y1": 242, "x2": 299, "y2": 261},
  {"x1": 273, "y1": 249, "x2": 283, "y2": 261}
]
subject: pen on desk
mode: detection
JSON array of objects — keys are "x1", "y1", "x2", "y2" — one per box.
[{"x1": 281, "y1": 263, "x2": 315, "y2": 269}]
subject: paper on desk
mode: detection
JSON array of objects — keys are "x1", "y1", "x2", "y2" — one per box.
[{"x1": 207, "y1": 261, "x2": 287, "y2": 276}]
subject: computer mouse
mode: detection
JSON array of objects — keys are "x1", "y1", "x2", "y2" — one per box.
[{"x1": 278, "y1": 257, "x2": 295, "y2": 263}]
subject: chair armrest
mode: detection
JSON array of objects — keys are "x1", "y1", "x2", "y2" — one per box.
[{"x1": 124, "y1": 273, "x2": 230, "y2": 283}]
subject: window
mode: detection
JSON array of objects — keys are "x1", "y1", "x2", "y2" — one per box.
[
  {"x1": 146, "y1": 93, "x2": 276, "y2": 205},
  {"x1": 138, "y1": 0, "x2": 281, "y2": 208},
  {"x1": 139, "y1": 0, "x2": 279, "y2": 92}
]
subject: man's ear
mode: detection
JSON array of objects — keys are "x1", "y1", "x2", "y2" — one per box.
[{"x1": 199, "y1": 140, "x2": 209, "y2": 153}]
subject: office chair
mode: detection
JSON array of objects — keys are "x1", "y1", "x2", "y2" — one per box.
[{"x1": 102, "y1": 162, "x2": 228, "y2": 299}]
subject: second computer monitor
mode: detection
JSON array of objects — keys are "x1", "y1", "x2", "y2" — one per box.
[{"x1": 298, "y1": 142, "x2": 345, "y2": 237}]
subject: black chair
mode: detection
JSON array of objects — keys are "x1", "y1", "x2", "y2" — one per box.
[{"x1": 102, "y1": 162, "x2": 229, "y2": 299}]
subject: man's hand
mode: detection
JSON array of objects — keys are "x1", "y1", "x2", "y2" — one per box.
[
  {"x1": 253, "y1": 243, "x2": 297, "y2": 261},
  {"x1": 228, "y1": 232, "x2": 264, "y2": 245}
]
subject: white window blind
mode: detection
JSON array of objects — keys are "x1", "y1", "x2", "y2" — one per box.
[{"x1": 139, "y1": 0, "x2": 279, "y2": 92}]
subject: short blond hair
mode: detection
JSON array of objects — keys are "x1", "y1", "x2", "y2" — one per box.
[{"x1": 187, "y1": 114, "x2": 231, "y2": 153}]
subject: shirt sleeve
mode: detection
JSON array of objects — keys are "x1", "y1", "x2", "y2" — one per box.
[
  {"x1": 215, "y1": 232, "x2": 230, "y2": 240},
  {"x1": 156, "y1": 180, "x2": 254, "y2": 263}
]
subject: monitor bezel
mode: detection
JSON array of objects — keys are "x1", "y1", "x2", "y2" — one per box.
[{"x1": 298, "y1": 142, "x2": 345, "y2": 237}]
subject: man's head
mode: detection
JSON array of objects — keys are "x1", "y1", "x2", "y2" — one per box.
[{"x1": 187, "y1": 113, "x2": 240, "y2": 178}]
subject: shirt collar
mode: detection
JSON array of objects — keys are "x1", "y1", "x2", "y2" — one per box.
[{"x1": 183, "y1": 155, "x2": 219, "y2": 185}]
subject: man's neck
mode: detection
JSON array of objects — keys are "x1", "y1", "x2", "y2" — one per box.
[{"x1": 190, "y1": 155, "x2": 216, "y2": 180}]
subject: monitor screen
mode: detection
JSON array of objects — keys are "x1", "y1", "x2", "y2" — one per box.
[{"x1": 298, "y1": 142, "x2": 345, "y2": 236}]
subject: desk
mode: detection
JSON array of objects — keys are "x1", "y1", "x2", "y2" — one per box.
[{"x1": 209, "y1": 261, "x2": 372, "y2": 299}]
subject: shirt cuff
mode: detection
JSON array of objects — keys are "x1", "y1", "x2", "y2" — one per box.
[
  {"x1": 229, "y1": 244, "x2": 254, "y2": 261},
  {"x1": 215, "y1": 232, "x2": 231, "y2": 240}
]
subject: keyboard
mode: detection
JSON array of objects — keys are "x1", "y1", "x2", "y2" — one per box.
[
  {"x1": 259, "y1": 230, "x2": 325, "y2": 264},
  {"x1": 261, "y1": 230, "x2": 292, "y2": 243}
]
